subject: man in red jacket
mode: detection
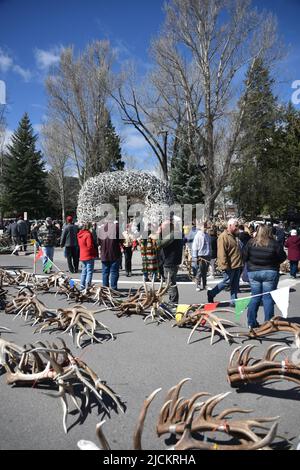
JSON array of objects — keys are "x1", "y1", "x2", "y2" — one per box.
[
  {"x1": 77, "y1": 222, "x2": 98, "y2": 289},
  {"x1": 285, "y1": 230, "x2": 300, "y2": 279}
]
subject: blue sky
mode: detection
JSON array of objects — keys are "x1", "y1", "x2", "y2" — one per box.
[{"x1": 1, "y1": 0, "x2": 300, "y2": 170}]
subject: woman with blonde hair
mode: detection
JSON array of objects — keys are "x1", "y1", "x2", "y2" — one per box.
[{"x1": 243, "y1": 224, "x2": 286, "y2": 329}]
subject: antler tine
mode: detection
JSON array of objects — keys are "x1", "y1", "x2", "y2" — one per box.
[
  {"x1": 217, "y1": 407, "x2": 254, "y2": 420},
  {"x1": 229, "y1": 346, "x2": 242, "y2": 368},
  {"x1": 188, "y1": 392, "x2": 211, "y2": 410},
  {"x1": 169, "y1": 378, "x2": 191, "y2": 415},
  {"x1": 205, "y1": 392, "x2": 231, "y2": 419},
  {"x1": 133, "y1": 388, "x2": 162, "y2": 450},
  {"x1": 264, "y1": 343, "x2": 286, "y2": 361},
  {"x1": 187, "y1": 319, "x2": 202, "y2": 345},
  {"x1": 239, "y1": 344, "x2": 257, "y2": 366},
  {"x1": 269, "y1": 345, "x2": 291, "y2": 362},
  {"x1": 157, "y1": 399, "x2": 172, "y2": 429},
  {"x1": 96, "y1": 420, "x2": 111, "y2": 450},
  {"x1": 198, "y1": 393, "x2": 230, "y2": 420}
]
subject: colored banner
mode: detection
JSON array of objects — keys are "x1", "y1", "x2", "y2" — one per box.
[
  {"x1": 271, "y1": 287, "x2": 290, "y2": 319},
  {"x1": 234, "y1": 297, "x2": 251, "y2": 321}
]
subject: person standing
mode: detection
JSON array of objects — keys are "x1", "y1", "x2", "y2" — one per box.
[
  {"x1": 98, "y1": 219, "x2": 121, "y2": 290},
  {"x1": 7, "y1": 219, "x2": 20, "y2": 255},
  {"x1": 156, "y1": 221, "x2": 183, "y2": 304},
  {"x1": 17, "y1": 216, "x2": 28, "y2": 252},
  {"x1": 60, "y1": 216, "x2": 79, "y2": 273},
  {"x1": 37, "y1": 217, "x2": 60, "y2": 273},
  {"x1": 139, "y1": 224, "x2": 159, "y2": 282},
  {"x1": 208, "y1": 227, "x2": 217, "y2": 279},
  {"x1": 77, "y1": 222, "x2": 97, "y2": 290},
  {"x1": 184, "y1": 221, "x2": 199, "y2": 277},
  {"x1": 207, "y1": 219, "x2": 243, "y2": 305},
  {"x1": 244, "y1": 224, "x2": 286, "y2": 328},
  {"x1": 122, "y1": 224, "x2": 135, "y2": 277},
  {"x1": 285, "y1": 230, "x2": 300, "y2": 279},
  {"x1": 192, "y1": 222, "x2": 211, "y2": 291}
]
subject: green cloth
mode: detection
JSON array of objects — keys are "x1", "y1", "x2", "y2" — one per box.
[
  {"x1": 234, "y1": 297, "x2": 251, "y2": 321},
  {"x1": 43, "y1": 258, "x2": 53, "y2": 273}
]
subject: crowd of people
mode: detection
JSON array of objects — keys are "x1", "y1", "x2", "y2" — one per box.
[{"x1": 3, "y1": 214, "x2": 300, "y2": 329}]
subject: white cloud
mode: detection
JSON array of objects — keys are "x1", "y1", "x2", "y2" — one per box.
[
  {"x1": 13, "y1": 65, "x2": 32, "y2": 82},
  {"x1": 0, "y1": 48, "x2": 32, "y2": 82},
  {"x1": 122, "y1": 127, "x2": 149, "y2": 152},
  {"x1": 35, "y1": 47, "x2": 62, "y2": 70},
  {"x1": 0, "y1": 49, "x2": 13, "y2": 72}
]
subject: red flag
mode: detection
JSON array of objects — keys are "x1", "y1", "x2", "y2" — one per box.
[
  {"x1": 34, "y1": 248, "x2": 43, "y2": 263},
  {"x1": 204, "y1": 302, "x2": 219, "y2": 311}
]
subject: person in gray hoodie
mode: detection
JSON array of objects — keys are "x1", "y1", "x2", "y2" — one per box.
[{"x1": 192, "y1": 222, "x2": 211, "y2": 291}]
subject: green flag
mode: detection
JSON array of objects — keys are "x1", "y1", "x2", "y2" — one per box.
[
  {"x1": 234, "y1": 297, "x2": 251, "y2": 321},
  {"x1": 43, "y1": 258, "x2": 53, "y2": 273}
]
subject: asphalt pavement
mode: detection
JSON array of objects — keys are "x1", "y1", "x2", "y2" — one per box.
[{"x1": 0, "y1": 248, "x2": 299, "y2": 450}]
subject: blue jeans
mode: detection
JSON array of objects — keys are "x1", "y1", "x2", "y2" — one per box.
[
  {"x1": 42, "y1": 246, "x2": 54, "y2": 271},
  {"x1": 209, "y1": 268, "x2": 241, "y2": 302},
  {"x1": 247, "y1": 270, "x2": 279, "y2": 327},
  {"x1": 102, "y1": 260, "x2": 120, "y2": 290},
  {"x1": 80, "y1": 259, "x2": 95, "y2": 289},
  {"x1": 290, "y1": 261, "x2": 298, "y2": 278}
]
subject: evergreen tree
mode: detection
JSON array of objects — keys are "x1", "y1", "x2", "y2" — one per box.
[
  {"x1": 230, "y1": 59, "x2": 279, "y2": 218},
  {"x1": 263, "y1": 102, "x2": 300, "y2": 217},
  {"x1": 3, "y1": 113, "x2": 48, "y2": 218},
  {"x1": 170, "y1": 131, "x2": 203, "y2": 205},
  {"x1": 105, "y1": 118, "x2": 124, "y2": 172},
  {"x1": 86, "y1": 110, "x2": 124, "y2": 178}
]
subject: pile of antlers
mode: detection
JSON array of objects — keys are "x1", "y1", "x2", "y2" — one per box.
[
  {"x1": 35, "y1": 305, "x2": 115, "y2": 348},
  {"x1": 116, "y1": 277, "x2": 174, "y2": 323},
  {"x1": 0, "y1": 268, "x2": 17, "y2": 287},
  {"x1": 173, "y1": 306, "x2": 238, "y2": 345},
  {"x1": 79, "y1": 378, "x2": 279, "y2": 451},
  {"x1": 0, "y1": 336, "x2": 124, "y2": 433},
  {"x1": 236, "y1": 316, "x2": 300, "y2": 347},
  {"x1": 5, "y1": 290, "x2": 56, "y2": 324},
  {"x1": 227, "y1": 343, "x2": 300, "y2": 388}
]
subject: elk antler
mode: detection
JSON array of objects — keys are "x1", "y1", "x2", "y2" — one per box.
[
  {"x1": 80, "y1": 379, "x2": 280, "y2": 451},
  {"x1": 35, "y1": 305, "x2": 115, "y2": 348},
  {"x1": 173, "y1": 307, "x2": 238, "y2": 345},
  {"x1": 235, "y1": 316, "x2": 300, "y2": 347},
  {"x1": 2, "y1": 338, "x2": 124, "y2": 433},
  {"x1": 156, "y1": 379, "x2": 279, "y2": 449},
  {"x1": 227, "y1": 343, "x2": 300, "y2": 388}
]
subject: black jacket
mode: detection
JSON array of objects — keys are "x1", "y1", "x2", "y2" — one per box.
[
  {"x1": 163, "y1": 238, "x2": 183, "y2": 267},
  {"x1": 239, "y1": 231, "x2": 251, "y2": 248},
  {"x1": 243, "y1": 239, "x2": 286, "y2": 272},
  {"x1": 210, "y1": 235, "x2": 218, "y2": 259},
  {"x1": 60, "y1": 224, "x2": 79, "y2": 247}
]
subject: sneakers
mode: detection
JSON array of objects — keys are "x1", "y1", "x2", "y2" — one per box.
[{"x1": 196, "y1": 285, "x2": 201, "y2": 292}]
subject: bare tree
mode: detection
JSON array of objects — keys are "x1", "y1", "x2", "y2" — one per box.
[
  {"x1": 45, "y1": 40, "x2": 120, "y2": 186},
  {"x1": 115, "y1": 0, "x2": 281, "y2": 217},
  {"x1": 153, "y1": 0, "x2": 282, "y2": 217},
  {"x1": 41, "y1": 119, "x2": 70, "y2": 221},
  {"x1": 113, "y1": 73, "x2": 170, "y2": 180}
]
